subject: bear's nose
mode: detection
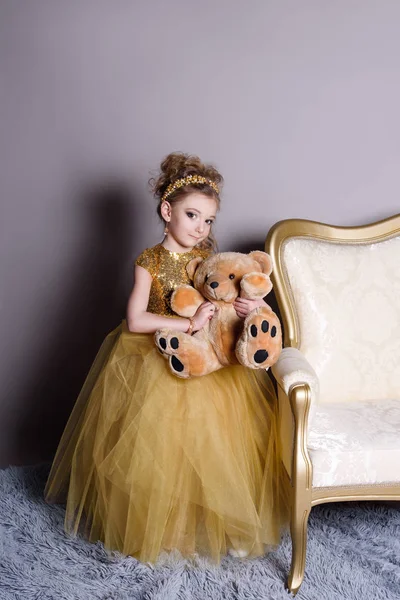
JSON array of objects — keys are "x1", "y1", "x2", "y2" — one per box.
[{"x1": 210, "y1": 281, "x2": 219, "y2": 289}]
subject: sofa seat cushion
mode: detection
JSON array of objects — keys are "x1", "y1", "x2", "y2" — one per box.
[{"x1": 308, "y1": 399, "x2": 400, "y2": 487}]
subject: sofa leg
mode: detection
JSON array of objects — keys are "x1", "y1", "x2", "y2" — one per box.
[
  {"x1": 286, "y1": 383, "x2": 313, "y2": 595},
  {"x1": 287, "y1": 503, "x2": 311, "y2": 595}
]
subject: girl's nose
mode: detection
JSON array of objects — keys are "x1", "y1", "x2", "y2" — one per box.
[{"x1": 196, "y1": 221, "x2": 205, "y2": 233}]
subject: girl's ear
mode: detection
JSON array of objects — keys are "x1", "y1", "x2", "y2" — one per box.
[
  {"x1": 160, "y1": 200, "x2": 172, "y2": 222},
  {"x1": 249, "y1": 251, "x2": 273, "y2": 275},
  {"x1": 186, "y1": 257, "x2": 203, "y2": 279}
]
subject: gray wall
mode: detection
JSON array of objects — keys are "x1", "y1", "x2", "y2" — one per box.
[{"x1": 1, "y1": 0, "x2": 399, "y2": 467}]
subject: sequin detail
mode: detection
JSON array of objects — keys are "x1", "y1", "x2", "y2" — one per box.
[{"x1": 135, "y1": 244, "x2": 210, "y2": 316}]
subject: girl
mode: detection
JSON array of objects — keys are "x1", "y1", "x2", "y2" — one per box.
[{"x1": 45, "y1": 152, "x2": 287, "y2": 562}]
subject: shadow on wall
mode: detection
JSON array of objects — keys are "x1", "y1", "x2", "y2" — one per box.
[{"x1": 15, "y1": 181, "x2": 139, "y2": 465}]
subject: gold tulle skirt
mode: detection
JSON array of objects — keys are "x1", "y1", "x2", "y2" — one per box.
[{"x1": 45, "y1": 322, "x2": 287, "y2": 562}]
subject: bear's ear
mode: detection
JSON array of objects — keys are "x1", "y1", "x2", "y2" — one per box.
[
  {"x1": 186, "y1": 256, "x2": 204, "y2": 279},
  {"x1": 249, "y1": 251, "x2": 273, "y2": 275}
]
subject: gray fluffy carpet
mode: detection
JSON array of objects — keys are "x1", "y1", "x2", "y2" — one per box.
[{"x1": 0, "y1": 465, "x2": 399, "y2": 600}]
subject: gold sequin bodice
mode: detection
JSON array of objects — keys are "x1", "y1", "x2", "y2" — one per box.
[{"x1": 135, "y1": 244, "x2": 210, "y2": 316}]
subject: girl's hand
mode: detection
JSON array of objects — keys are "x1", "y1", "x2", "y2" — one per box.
[
  {"x1": 233, "y1": 297, "x2": 266, "y2": 319},
  {"x1": 192, "y1": 301, "x2": 217, "y2": 331}
]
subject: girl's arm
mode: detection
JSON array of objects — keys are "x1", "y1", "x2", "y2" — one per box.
[{"x1": 126, "y1": 265, "x2": 214, "y2": 333}]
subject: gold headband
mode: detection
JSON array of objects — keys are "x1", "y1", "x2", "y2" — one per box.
[{"x1": 161, "y1": 175, "x2": 219, "y2": 202}]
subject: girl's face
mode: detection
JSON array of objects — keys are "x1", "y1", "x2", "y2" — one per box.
[{"x1": 161, "y1": 192, "x2": 217, "y2": 252}]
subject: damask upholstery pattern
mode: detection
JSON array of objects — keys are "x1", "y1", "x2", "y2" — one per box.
[
  {"x1": 309, "y1": 399, "x2": 400, "y2": 486},
  {"x1": 283, "y1": 237, "x2": 400, "y2": 404}
]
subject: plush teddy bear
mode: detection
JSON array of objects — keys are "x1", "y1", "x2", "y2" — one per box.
[{"x1": 155, "y1": 251, "x2": 282, "y2": 378}]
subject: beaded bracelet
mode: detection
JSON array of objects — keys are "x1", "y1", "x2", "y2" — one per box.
[{"x1": 186, "y1": 317, "x2": 195, "y2": 335}]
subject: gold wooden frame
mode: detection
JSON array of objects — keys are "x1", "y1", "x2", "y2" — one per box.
[{"x1": 265, "y1": 213, "x2": 400, "y2": 595}]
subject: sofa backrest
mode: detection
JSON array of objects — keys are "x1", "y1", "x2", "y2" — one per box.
[{"x1": 281, "y1": 235, "x2": 400, "y2": 403}]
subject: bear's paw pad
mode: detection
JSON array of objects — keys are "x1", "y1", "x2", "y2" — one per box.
[{"x1": 243, "y1": 311, "x2": 281, "y2": 369}]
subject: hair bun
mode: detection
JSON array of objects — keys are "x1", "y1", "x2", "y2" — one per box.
[{"x1": 160, "y1": 152, "x2": 192, "y2": 177}]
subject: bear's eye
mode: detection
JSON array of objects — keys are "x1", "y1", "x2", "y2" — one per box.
[
  {"x1": 205, "y1": 274, "x2": 209, "y2": 283},
  {"x1": 229, "y1": 274, "x2": 235, "y2": 280}
]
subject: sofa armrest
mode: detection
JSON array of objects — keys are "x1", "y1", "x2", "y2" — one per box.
[
  {"x1": 272, "y1": 347, "x2": 319, "y2": 423},
  {"x1": 272, "y1": 347, "x2": 317, "y2": 490}
]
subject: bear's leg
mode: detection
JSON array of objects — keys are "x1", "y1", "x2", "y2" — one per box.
[
  {"x1": 155, "y1": 330, "x2": 222, "y2": 378},
  {"x1": 235, "y1": 306, "x2": 282, "y2": 370}
]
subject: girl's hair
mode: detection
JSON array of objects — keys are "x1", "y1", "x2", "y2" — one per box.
[{"x1": 149, "y1": 152, "x2": 223, "y2": 251}]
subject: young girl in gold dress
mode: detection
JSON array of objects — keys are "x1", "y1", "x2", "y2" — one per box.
[{"x1": 45, "y1": 152, "x2": 287, "y2": 562}]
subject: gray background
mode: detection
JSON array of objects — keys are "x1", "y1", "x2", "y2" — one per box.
[{"x1": 1, "y1": 0, "x2": 399, "y2": 467}]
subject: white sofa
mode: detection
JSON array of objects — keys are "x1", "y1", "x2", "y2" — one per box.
[{"x1": 266, "y1": 214, "x2": 400, "y2": 594}]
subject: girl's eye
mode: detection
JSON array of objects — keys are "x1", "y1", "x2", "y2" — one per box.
[
  {"x1": 229, "y1": 274, "x2": 235, "y2": 280},
  {"x1": 205, "y1": 219, "x2": 214, "y2": 225},
  {"x1": 186, "y1": 212, "x2": 196, "y2": 219}
]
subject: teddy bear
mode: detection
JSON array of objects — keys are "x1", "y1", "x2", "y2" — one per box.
[{"x1": 154, "y1": 251, "x2": 282, "y2": 378}]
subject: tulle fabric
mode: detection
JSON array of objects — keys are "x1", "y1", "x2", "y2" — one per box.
[{"x1": 45, "y1": 322, "x2": 287, "y2": 562}]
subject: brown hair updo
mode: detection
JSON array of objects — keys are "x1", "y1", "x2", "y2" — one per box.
[{"x1": 149, "y1": 152, "x2": 223, "y2": 251}]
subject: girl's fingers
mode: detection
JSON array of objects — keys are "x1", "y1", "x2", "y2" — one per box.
[
  {"x1": 234, "y1": 298, "x2": 247, "y2": 305},
  {"x1": 234, "y1": 305, "x2": 248, "y2": 312},
  {"x1": 234, "y1": 300, "x2": 252, "y2": 309}
]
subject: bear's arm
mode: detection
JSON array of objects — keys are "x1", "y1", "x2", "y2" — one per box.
[
  {"x1": 171, "y1": 285, "x2": 206, "y2": 317},
  {"x1": 240, "y1": 272, "x2": 273, "y2": 299}
]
